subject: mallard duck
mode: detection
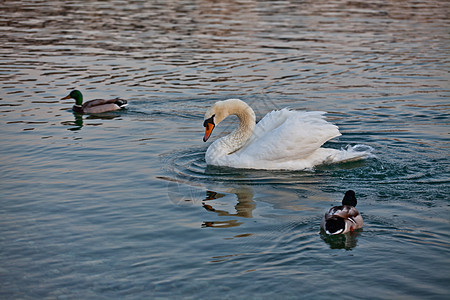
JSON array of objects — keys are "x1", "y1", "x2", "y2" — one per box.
[
  {"x1": 61, "y1": 90, "x2": 128, "y2": 114},
  {"x1": 321, "y1": 190, "x2": 364, "y2": 235}
]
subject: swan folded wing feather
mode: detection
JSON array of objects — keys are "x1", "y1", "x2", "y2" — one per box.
[{"x1": 238, "y1": 109, "x2": 341, "y2": 162}]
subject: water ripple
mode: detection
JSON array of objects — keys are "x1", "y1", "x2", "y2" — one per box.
[{"x1": 1, "y1": 1, "x2": 449, "y2": 299}]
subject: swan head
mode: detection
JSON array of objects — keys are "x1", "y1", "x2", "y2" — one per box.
[
  {"x1": 342, "y1": 190, "x2": 357, "y2": 207},
  {"x1": 202, "y1": 100, "x2": 234, "y2": 142},
  {"x1": 203, "y1": 99, "x2": 255, "y2": 142},
  {"x1": 203, "y1": 114, "x2": 215, "y2": 142}
]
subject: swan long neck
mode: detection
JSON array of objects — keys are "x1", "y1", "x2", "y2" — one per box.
[{"x1": 215, "y1": 99, "x2": 256, "y2": 154}]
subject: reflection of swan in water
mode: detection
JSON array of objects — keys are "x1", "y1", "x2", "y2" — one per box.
[
  {"x1": 201, "y1": 220, "x2": 243, "y2": 228},
  {"x1": 201, "y1": 186, "x2": 255, "y2": 228},
  {"x1": 160, "y1": 175, "x2": 255, "y2": 229},
  {"x1": 202, "y1": 99, "x2": 373, "y2": 170},
  {"x1": 202, "y1": 187, "x2": 255, "y2": 218}
]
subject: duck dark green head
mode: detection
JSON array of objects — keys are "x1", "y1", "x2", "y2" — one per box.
[
  {"x1": 342, "y1": 190, "x2": 357, "y2": 207},
  {"x1": 61, "y1": 90, "x2": 83, "y2": 106}
]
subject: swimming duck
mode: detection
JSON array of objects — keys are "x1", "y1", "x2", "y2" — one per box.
[
  {"x1": 321, "y1": 190, "x2": 363, "y2": 235},
  {"x1": 202, "y1": 99, "x2": 372, "y2": 170},
  {"x1": 61, "y1": 90, "x2": 128, "y2": 114}
]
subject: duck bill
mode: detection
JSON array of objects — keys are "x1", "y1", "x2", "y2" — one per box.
[
  {"x1": 61, "y1": 95, "x2": 71, "y2": 100},
  {"x1": 203, "y1": 123, "x2": 215, "y2": 142}
]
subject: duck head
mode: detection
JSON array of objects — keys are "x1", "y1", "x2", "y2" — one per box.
[
  {"x1": 342, "y1": 190, "x2": 357, "y2": 207},
  {"x1": 61, "y1": 90, "x2": 83, "y2": 106}
]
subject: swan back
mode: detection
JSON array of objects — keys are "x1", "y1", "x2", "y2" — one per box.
[{"x1": 238, "y1": 109, "x2": 341, "y2": 164}]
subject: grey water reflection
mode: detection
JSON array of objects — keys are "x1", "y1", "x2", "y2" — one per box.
[
  {"x1": 202, "y1": 186, "x2": 256, "y2": 228},
  {"x1": 202, "y1": 187, "x2": 255, "y2": 219},
  {"x1": 61, "y1": 113, "x2": 84, "y2": 131},
  {"x1": 61, "y1": 112, "x2": 126, "y2": 131},
  {"x1": 165, "y1": 177, "x2": 256, "y2": 228},
  {"x1": 320, "y1": 230, "x2": 361, "y2": 250}
]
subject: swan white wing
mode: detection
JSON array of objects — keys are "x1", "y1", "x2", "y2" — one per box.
[{"x1": 237, "y1": 109, "x2": 341, "y2": 162}]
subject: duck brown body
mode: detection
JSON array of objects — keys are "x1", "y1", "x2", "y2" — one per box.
[
  {"x1": 62, "y1": 90, "x2": 127, "y2": 114},
  {"x1": 321, "y1": 190, "x2": 364, "y2": 235},
  {"x1": 72, "y1": 98, "x2": 128, "y2": 114}
]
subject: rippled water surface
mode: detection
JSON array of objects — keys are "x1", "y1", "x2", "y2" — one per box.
[{"x1": 1, "y1": 0, "x2": 449, "y2": 299}]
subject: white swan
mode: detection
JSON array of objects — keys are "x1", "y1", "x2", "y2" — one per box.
[{"x1": 203, "y1": 99, "x2": 372, "y2": 170}]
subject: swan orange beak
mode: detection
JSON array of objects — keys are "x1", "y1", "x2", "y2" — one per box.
[
  {"x1": 203, "y1": 122, "x2": 215, "y2": 142},
  {"x1": 61, "y1": 94, "x2": 71, "y2": 100}
]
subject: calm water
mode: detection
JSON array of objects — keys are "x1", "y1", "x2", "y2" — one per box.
[{"x1": 1, "y1": 0, "x2": 449, "y2": 299}]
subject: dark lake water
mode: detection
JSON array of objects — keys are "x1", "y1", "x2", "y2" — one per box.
[{"x1": 1, "y1": 0, "x2": 449, "y2": 299}]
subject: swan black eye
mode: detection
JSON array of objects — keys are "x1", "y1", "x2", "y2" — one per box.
[{"x1": 203, "y1": 114, "x2": 215, "y2": 127}]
